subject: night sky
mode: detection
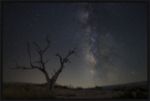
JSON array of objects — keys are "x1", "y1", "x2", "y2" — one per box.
[{"x1": 3, "y1": 3, "x2": 147, "y2": 88}]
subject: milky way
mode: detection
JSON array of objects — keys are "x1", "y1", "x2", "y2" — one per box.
[{"x1": 78, "y1": 3, "x2": 98, "y2": 85}]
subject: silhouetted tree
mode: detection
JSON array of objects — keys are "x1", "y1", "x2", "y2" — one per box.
[{"x1": 12, "y1": 36, "x2": 76, "y2": 92}]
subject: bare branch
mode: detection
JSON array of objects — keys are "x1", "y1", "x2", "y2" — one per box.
[
  {"x1": 11, "y1": 66, "x2": 28, "y2": 70},
  {"x1": 66, "y1": 48, "x2": 76, "y2": 58},
  {"x1": 32, "y1": 39, "x2": 49, "y2": 69},
  {"x1": 63, "y1": 48, "x2": 76, "y2": 63},
  {"x1": 26, "y1": 42, "x2": 43, "y2": 70},
  {"x1": 55, "y1": 48, "x2": 76, "y2": 65},
  {"x1": 32, "y1": 37, "x2": 50, "y2": 69},
  {"x1": 42, "y1": 36, "x2": 50, "y2": 54},
  {"x1": 27, "y1": 42, "x2": 34, "y2": 66},
  {"x1": 33, "y1": 42, "x2": 41, "y2": 53},
  {"x1": 56, "y1": 53, "x2": 62, "y2": 63},
  {"x1": 33, "y1": 36, "x2": 50, "y2": 55},
  {"x1": 11, "y1": 64, "x2": 41, "y2": 70},
  {"x1": 64, "y1": 58, "x2": 71, "y2": 63}
]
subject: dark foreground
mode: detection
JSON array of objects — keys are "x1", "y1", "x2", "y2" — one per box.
[{"x1": 2, "y1": 81, "x2": 148, "y2": 99}]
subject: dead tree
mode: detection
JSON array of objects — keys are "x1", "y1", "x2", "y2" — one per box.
[{"x1": 12, "y1": 37, "x2": 76, "y2": 92}]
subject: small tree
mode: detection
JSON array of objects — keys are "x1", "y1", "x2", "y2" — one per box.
[{"x1": 12, "y1": 36, "x2": 76, "y2": 92}]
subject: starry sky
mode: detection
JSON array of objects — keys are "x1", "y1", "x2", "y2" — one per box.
[{"x1": 3, "y1": 2, "x2": 147, "y2": 88}]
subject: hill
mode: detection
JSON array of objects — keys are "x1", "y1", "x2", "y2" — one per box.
[{"x1": 101, "y1": 81, "x2": 148, "y2": 90}]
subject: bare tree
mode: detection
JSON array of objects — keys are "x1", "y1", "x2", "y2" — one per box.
[{"x1": 12, "y1": 36, "x2": 76, "y2": 92}]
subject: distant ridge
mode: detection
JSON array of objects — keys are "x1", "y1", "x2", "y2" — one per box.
[{"x1": 100, "y1": 81, "x2": 148, "y2": 90}]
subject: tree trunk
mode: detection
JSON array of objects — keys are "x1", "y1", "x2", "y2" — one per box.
[
  {"x1": 41, "y1": 69, "x2": 52, "y2": 91},
  {"x1": 49, "y1": 65, "x2": 64, "y2": 91}
]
